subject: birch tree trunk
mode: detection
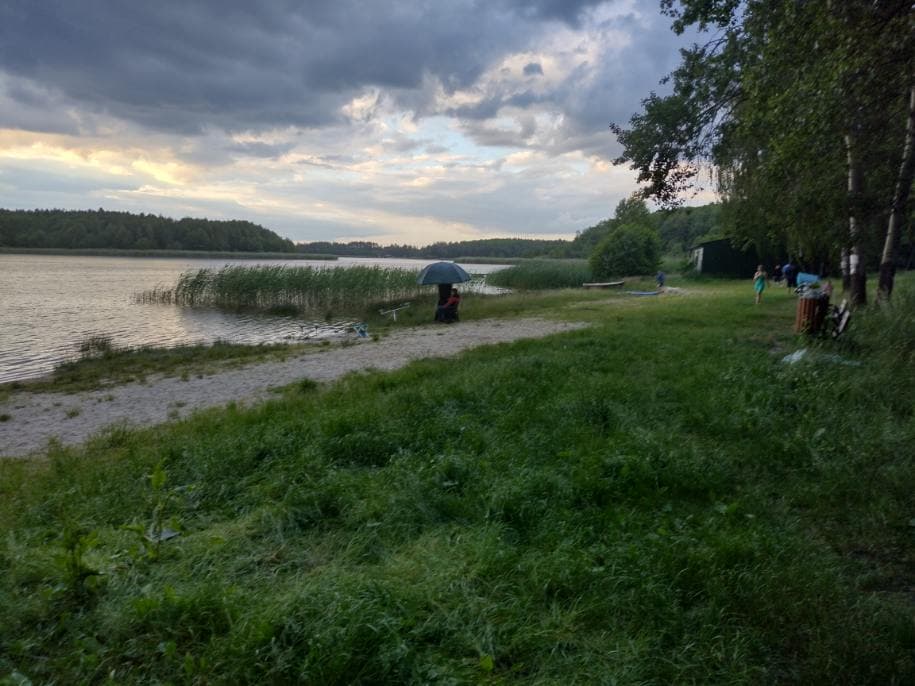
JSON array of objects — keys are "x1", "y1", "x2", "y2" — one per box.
[
  {"x1": 878, "y1": 83, "x2": 915, "y2": 302},
  {"x1": 840, "y1": 249, "x2": 850, "y2": 292},
  {"x1": 845, "y1": 131, "x2": 867, "y2": 306}
]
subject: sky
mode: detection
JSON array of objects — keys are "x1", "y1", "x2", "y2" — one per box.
[{"x1": 0, "y1": 1, "x2": 701, "y2": 246}]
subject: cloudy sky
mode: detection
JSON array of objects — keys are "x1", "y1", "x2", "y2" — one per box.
[{"x1": 0, "y1": 1, "x2": 697, "y2": 246}]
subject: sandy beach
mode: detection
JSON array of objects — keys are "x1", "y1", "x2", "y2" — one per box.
[{"x1": 0, "y1": 318, "x2": 587, "y2": 459}]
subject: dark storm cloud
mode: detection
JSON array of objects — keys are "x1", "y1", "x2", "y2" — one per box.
[
  {"x1": 0, "y1": 1, "x2": 689, "y2": 165},
  {"x1": 0, "y1": 0, "x2": 604, "y2": 134},
  {"x1": 503, "y1": 0, "x2": 609, "y2": 25}
]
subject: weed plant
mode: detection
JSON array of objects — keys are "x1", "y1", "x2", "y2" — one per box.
[
  {"x1": 139, "y1": 264, "x2": 424, "y2": 313},
  {"x1": 77, "y1": 335, "x2": 115, "y2": 357},
  {"x1": 487, "y1": 259, "x2": 591, "y2": 290},
  {"x1": 1, "y1": 277, "x2": 914, "y2": 683}
]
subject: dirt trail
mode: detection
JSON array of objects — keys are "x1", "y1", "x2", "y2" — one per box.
[{"x1": 0, "y1": 318, "x2": 587, "y2": 459}]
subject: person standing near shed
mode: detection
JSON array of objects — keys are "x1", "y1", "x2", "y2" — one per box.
[
  {"x1": 783, "y1": 260, "x2": 797, "y2": 289},
  {"x1": 753, "y1": 265, "x2": 768, "y2": 304}
]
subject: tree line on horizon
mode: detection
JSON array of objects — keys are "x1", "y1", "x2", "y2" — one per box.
[
  {"x1": 0, "y1": 209, "x2": 297, "y2": 254},
  {"x1": 1, "y1": 205, "x2": 723, "y2": 261},
  {"x1": 295, "y1": 204, "x2": 723, "y2": 260}
]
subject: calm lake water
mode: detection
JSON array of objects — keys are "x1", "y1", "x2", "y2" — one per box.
[{"x1": 0, "y1": 254, "x2": 508, "y2": 383}]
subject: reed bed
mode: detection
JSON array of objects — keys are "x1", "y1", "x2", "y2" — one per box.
[
  {"x1": 138, "y1": 264, "x2": 425, "y2": 312},
  {"x1": 486, "y1": 259, "x2": 591, "y2": 290}
]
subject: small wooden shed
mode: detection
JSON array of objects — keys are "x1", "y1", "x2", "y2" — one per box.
[{"x1": 689, "y1": 238, "x2": 759, "y2": 277}]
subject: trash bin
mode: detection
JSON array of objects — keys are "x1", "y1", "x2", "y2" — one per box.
[{"x1": 795, "y1": 290, "x2": 828, "y2": 334}]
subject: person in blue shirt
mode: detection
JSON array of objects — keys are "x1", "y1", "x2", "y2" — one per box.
[
  {"x1": 783, "y1": 261, "x2": 797, "y2": 289},
  {"x1": 656, "y1": 271, "x2": 666, "y2": 290}
]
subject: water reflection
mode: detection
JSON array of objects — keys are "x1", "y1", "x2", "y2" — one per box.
[{"x1": 0, "y1": 254, "x2": 509, "y2": 383}]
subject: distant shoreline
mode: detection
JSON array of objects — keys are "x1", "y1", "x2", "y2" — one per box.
[
  {"x1": 0, "y1": 247, "x2": 337, "y2": 260},
  {"x1": 0, "y1": 247, "x2": 533, "y2": 263}
]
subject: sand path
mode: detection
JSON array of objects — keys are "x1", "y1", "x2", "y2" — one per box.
[{"x1": 0, "y1": 318, "x2": 587, "y2": 458}]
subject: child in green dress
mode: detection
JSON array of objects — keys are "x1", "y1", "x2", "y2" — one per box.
[{"x1": 753, "y1": 265, "x2": 768, "y2": 304}]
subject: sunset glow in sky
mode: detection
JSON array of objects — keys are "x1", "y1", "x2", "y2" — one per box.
[{"x1": 0, "y1": 1, "x2": 698, "y2": 245}]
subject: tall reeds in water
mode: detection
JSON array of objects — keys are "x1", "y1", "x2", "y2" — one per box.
[
  {"x1": 486, "y1": 259, "x2": 591, "y2": 290},
  {"x1": 138, "y1": 265, "x2": 424, "y2": 313}
]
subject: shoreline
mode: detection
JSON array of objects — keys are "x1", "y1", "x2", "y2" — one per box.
[{"x1": 0, "y1": 317, "x2": 587, "y2": 459}]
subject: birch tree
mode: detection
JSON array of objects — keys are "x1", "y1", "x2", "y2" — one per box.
[{"x1": 612, "y1": 0, "x2": 915, "y2": 303}]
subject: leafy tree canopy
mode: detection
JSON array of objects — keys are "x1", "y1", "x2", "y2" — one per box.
[
  {"x1": 589, "y1": 222, "x2": 661, "y2": 278},
  {"x1": 612, "y1": 0, "x2": 915, "y2": 296}
]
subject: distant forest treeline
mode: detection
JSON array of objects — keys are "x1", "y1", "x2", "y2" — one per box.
[
  {"x1": 0, "y1": 209, "x2": 296, "y2": 253},
  {"x1": 1, "y1": 204, "x2": 722, "y2": 259},
  {"x1": 295, "y1": 238, "x2": 568, "y2": 259},
  {"x1": 297, "y1": 204, "x2": 723, "y2": 259}
]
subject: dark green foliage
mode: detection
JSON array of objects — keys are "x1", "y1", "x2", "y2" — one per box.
[
  {"x1": 0, "y1": 208, "x2": 295, "y2": 253},
  {"x1": 656, "y1": 203, "x2": 723, "y2": 252},
  {"x1": 589, "y1": 223, "x2": 661, "y2": 278},
  {"x1": 567, "y1": 195, "x2": 655, "y2": 259},
  {"x1": 2, "y1": 278, "x2": 915, "y2": 683}
]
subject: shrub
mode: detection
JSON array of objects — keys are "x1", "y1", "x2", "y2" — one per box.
[{"x1": 589, "y1": 223, "x2": 660, "y2": 279}]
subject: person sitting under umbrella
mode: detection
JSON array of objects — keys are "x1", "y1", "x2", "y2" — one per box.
[{"x1": 435, "y1": 288, "x2": 461, "y2": 323}]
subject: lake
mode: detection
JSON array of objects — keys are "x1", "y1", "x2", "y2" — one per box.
[{"x1": 0, "y1": 254, "x2": 509, "y2": 383}]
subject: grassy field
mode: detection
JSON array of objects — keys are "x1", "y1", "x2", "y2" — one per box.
[{"x1": 1, "y1": 277, "x2": 913, "y2": 684}]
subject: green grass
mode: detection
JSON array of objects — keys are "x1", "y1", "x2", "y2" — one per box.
[
  {"x1": 139, "y1": 264, "x2": 424, "y2": 313},
  {"x1": 486, "y1": 259, "x2": 592, "y2": 290},
  {"x1": 1, "y1": 277, "x2": 914, "y2": 683}
]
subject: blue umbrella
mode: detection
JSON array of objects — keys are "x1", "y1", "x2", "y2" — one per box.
[{"x1": 416, "y1": 261, "x2": 471, "y2": 285}]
